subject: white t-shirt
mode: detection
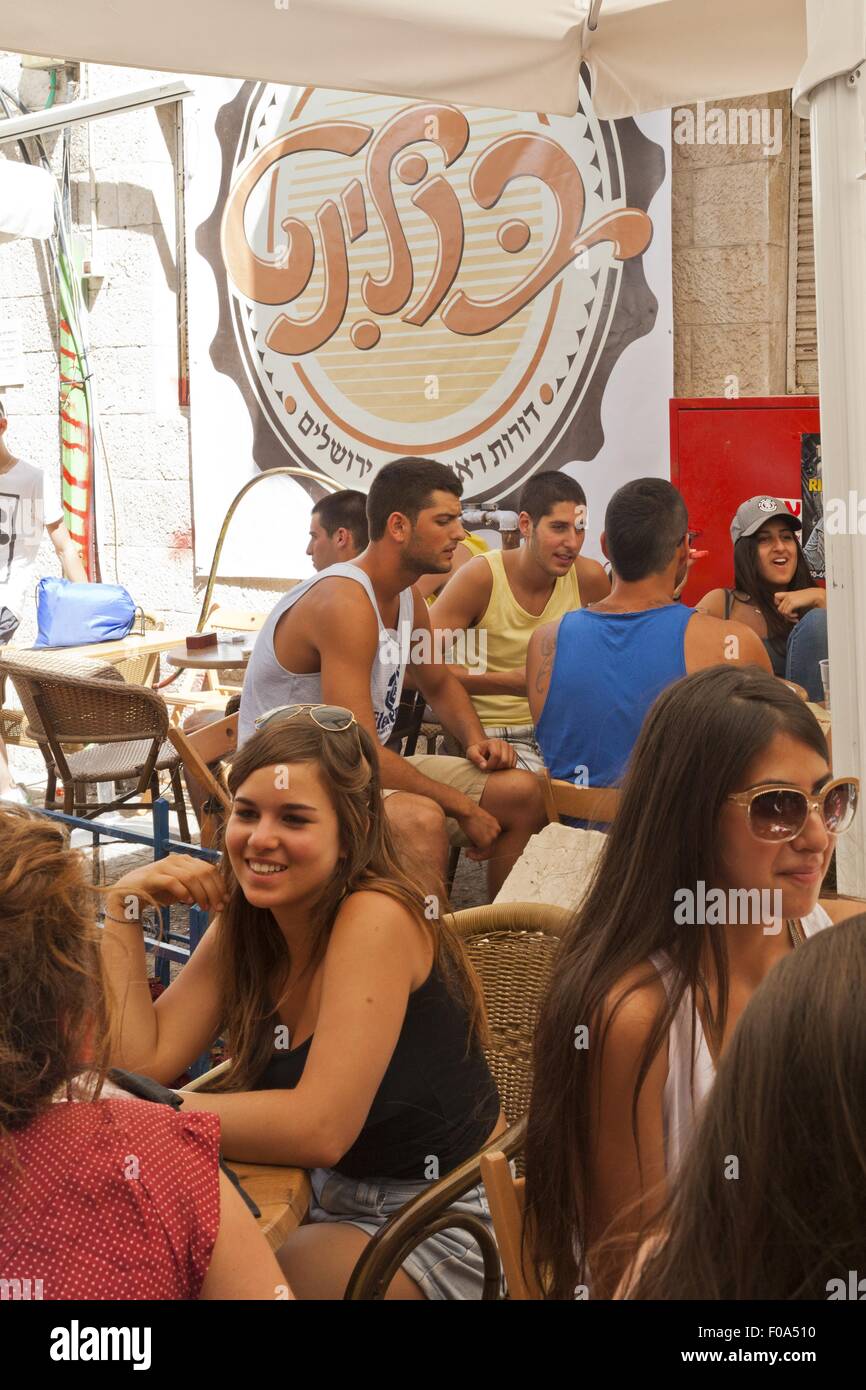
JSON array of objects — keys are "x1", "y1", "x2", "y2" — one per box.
[{"x1": 0, "y1": 457, "x2": 63, "y2": 620}]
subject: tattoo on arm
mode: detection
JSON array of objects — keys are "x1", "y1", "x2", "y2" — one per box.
[{"x1": 535, "y1": 632, "x2": 556, "y2": 694}]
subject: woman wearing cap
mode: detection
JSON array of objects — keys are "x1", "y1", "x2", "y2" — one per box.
[{"x1": 696, "y1": 496, "x2": 827, "y2": 699}]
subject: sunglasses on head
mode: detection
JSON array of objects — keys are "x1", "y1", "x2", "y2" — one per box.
[
  {"x1": 254, "y1": 703, "x2": 357, "y2": 734},
  {"x1": 727, "y1": 777, "x2": 859, "y2": 843}
]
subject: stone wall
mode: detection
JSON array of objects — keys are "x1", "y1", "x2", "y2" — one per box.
[
  {"x1": 671, "y1": 92, "x2": 794, "y2": 398},
  {"x1": 0, "y1": 54, "x2": 285, "y2": 641},
  {"x1": 0, "y1": 56, "x2": 801, "y2": 655}
]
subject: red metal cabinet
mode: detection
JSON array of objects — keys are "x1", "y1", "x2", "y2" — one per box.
[{"x1": 670, "y1": 396, "x2": 820, "y2": 608}]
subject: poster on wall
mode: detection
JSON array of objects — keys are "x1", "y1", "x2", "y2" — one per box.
[
  {"x1": 800, "y1": 431, "x2": 824, "y2": 579},
  {"x1": 186, "y1": 79, "x2": 672, "y2": 578}
]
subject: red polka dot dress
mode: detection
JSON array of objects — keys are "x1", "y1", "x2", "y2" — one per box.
[{"x1": 0, "y1": 1098, "x2": 221, "y2": 1299}]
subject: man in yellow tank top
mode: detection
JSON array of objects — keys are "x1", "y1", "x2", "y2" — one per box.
[
  {"x1": 415, "y1": 530, "x2": 490, "y2": 603},
  {"x1": 429, "y1": 474, "x2": 609, "y2": 770}
]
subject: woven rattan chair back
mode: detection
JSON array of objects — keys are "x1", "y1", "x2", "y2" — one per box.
[
  {"x1": 0, "y1": 649, "x2": 125, "y2": 745},
  {"x1": 444, "y1": 902, "x2": 568, "y2": 1126},
  {"x1": 0, "y1": 654, "x2": 165, "y2": 747}
]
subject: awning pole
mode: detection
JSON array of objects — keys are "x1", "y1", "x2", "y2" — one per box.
[
  {"x1": 802, "y1": 2, "x2": 866, "y2": 895},
  {"x1": 587, "y1": 0, "x2": 604, "y2": 33}
]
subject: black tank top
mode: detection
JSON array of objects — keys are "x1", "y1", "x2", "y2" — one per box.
[
  {"x1": 253, "y1": 965, "x2": 501, "y2": 1181},
  {"x1": 724, "y1": 589, "x2": 788, "y2": 677}
]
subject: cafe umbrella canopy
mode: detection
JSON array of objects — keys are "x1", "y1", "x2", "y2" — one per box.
[{"x1": 2, "y1": 0, "x2": 865, "y2": 892}]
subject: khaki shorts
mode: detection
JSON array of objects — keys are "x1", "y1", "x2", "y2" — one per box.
[{"x1": 383, "y1": 754, "x2": 488, "y2": 848}]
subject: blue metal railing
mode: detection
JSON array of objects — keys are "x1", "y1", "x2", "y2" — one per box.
[{"x1": 35, "y1": 796, "x2": 219, "y2": 1078}]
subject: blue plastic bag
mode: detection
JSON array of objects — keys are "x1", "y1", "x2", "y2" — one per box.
[{"x1": 34, "y1": 577, "x2": 137, "y2": 648}]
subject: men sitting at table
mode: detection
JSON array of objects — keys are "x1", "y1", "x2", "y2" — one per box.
[
  {"x1": 428, "y1": 473, "x2": 609, "y2": 771},
  {"x1": 414, "y1": 528, "x2": 490, "y2": 601},
  {"x1": 103, "y1": 712, "x2": 506, "y2": 1300},
  {"x1": 695, "y1": 496, "x2": 828, "y2": 702},
  {"x1": 239, "y1": 457, "x2": 546, "y2": 898},
  {"x1": 0, "y1": 806, "x2": 285, "y2": 1300},
  {"x1": 306, "y1": 489, "x2": 369, "y2": 571},
  {"x1": 526, "y1": 477, "x2": 770, "y2": 790}
]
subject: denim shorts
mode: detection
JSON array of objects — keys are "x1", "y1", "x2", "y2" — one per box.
[{"x1": 308, "y1": 1166, "x2": 499, "y2": 1300}]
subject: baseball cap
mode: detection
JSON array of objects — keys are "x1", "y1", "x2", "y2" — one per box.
[{"x1": 730, "y1": 496, "x2": 802, "y2": 545}]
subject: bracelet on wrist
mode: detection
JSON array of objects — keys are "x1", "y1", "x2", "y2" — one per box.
[{"x1": 102, "y1": 911, "x2": 143, "y2": 926}]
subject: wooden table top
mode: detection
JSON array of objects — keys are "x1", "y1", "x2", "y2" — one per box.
[
  {"x1": 165, "y1": 641, "x2": 254, "y2": 671},
  {"x1": 226, "y1": 1160, "x2": 311, "y2": 1250},
  {"x1": 51, "y1": 630, "x2": 190, "y2": 663}
]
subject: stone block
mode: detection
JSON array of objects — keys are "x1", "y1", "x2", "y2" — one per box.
[
  {"x1": 495, "y1": 823, "x2": 606, "y2": 909},
  {"x1": 689, "y1": 324, "x2": 773, "y2": 397},
  {"x1": 693, "y1": 161, "x2": 771, "y2": 247},
  {"x1": 9, "y1": 350, "x2": 58, "y2": 414},
  {"x1": 674, "y1": 325, "x2": 692, "y2": 397},
  {"x1": 99, "y1": 414, "x2": 190, "y2": 480},
  {"x1": 105, "y1": 544, "x2": 196, "y2": 622},
  {"x1": 87, "y1": 346, "x2": 158, "y2": 412},
  {"x1": 86, "y1": 275, "x2": 161, "y2": 349},
  {"x1": 674, "y1": 246, "x2": 774, "y2": 327},
  {"x1": 111, "y1": 477, "x2": 192, "y2": 544},
  {"x1": 0, "y1": 293, "x2": 57, "y2": 355},
  {"x1": 3, "y1": 413, "x2": 60, "y2": 467},
  {"x1": 671, "y1": 93, "x2": 789, "y2": 168},
  {"x1": 90, "y1": 103, "x2": 175, "y2": 173},
  {"x1": 671, "y1": 164, "x2": 692, "y2": 249}
]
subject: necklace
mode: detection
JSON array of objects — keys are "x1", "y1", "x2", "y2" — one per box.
[{"x1": 787, "y1": 917, "x2": 806, "y2": 948}]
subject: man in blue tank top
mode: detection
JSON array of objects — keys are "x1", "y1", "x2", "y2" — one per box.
[{"x1": 527, "y1": 478, "x2": 771, "y2": 791}]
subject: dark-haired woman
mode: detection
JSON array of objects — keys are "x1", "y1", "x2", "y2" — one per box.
[
  {"x1": 0, "y1": 806, "x2": 284, "y2": 1300},
  {"x1": 619, "y1": 914, "x2": 866, "y2": 1299},
  {"x1": 102, "y1": 706, "x2": 504, "y2": 1300},
  {"x1": 696, "y1": 497, "x2": 827, "y2": 699},
  {"x1": 524, "y1": 666, "x2": 861, "y2": 1299}
]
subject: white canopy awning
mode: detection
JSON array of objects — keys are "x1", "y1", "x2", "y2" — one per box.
[
  {"x1": 0, "y1": 157, "x2": 54, "y2": 240},
  {"x1": 0, "y1": 0, "x2": 807, "y2": 119}
]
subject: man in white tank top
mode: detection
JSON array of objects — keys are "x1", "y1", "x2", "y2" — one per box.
[{"x1": 239, "y1": 459, "x2": 546, "y2": 898}]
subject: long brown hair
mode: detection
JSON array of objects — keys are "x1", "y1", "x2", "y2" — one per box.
[
  {"x1": 524, "y1": 665, "x2": 829, "y2": 1298},
  {"x1": 628, "y1": 914, "x2": 866, "y2": 1298},
  {"x1": 733, "y1": 531, "x2": 813, "y2": 641},
  {"x1": 0, "y1": 806, "x2": 112, "y2": 1144},
  {"x1": 206, "y1": 713, "x2": 485, "y2": 1091}
]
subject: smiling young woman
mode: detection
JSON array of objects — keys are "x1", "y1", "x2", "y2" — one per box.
[
  {"x1": 523, "y1": 665, "x2": 862, "y2": 1300},
  {"x1": 696, "y1": 497, "x2": 827, "y2": 697},
  {"x1": 101, "y1": 708, "x2": 505, "y2": 1300}
]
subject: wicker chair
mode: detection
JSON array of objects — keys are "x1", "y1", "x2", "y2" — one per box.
[
  {"x1": 344, "y1": 900, "x2": 568, "y2": 1299},
  {"x1": 0, "y1": 650, "x2": 190, "y2": 839}
]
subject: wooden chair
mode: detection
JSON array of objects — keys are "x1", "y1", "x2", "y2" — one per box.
[
  {"x1": 478, "y1": 1142, "x2": 543, "y2": 1300},
  {"x1": 344, "y1": 901, "x2": 568, "y2": 1299},
  {"x1": 0, "y1": 650, "x2": 190, "y2": 840},
  {"x1": 167, "y1": 714, "x2": 237, "y2": 847},
  {"x1": 204, "y1": 603, "x2": 270, "y2": 634},
  {"x1": 537, "y1": 769, "x2": 621, "y2": 825}
]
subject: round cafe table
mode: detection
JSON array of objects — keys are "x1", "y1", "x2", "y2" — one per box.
[{"x1": 165, "y1": 641, "x2": 254, "y2": 672}]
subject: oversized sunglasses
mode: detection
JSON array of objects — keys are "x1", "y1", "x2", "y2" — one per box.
[
  {"x1": 254, "y1": 703, "x2": 357, "y2": 733},
  {"x1": 726, "y1": 777, "x2": 859, "y2": 843}
]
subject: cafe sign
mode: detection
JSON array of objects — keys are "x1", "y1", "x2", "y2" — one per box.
[{"x1": 197, "y1": 80, "x2": 664, "y2": 504}]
